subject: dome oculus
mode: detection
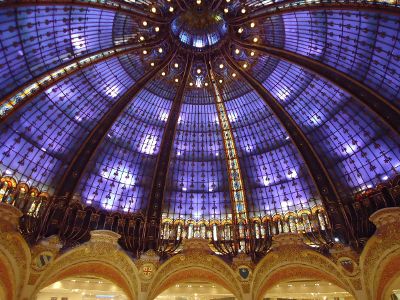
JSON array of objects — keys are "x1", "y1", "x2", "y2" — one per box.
[{"x1": 171, "y1": 9, "x2": 228, "y2": 50}]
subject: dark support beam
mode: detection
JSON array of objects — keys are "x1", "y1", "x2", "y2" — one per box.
[
  {"x1": 1, "y1": 0, "x2": 167, "y2": 24},
  {"x1": 212, "y1": 0, "x2": 224, "y2": 11},
  {"x1": 175, "y1": 0, "x2": 188, "y2": 11},
  {"x1": 223, "y1": 48, "x2": 356, "y2": 245},
  {"x1": 143, "y1": 54, "x2": 193, "y2": 251},
  {"x1": 229, "y1": 0, "x2": 400, "y2": 25},
  {"x1": 0, "y1": 38, "x2": 165, "y2": 122},
  {"x1": 55, "y1": 50, "x2": 176, "y2": 198},
  {"x1": 234, "y1": 39, "x2": 400, "y2": 134}
]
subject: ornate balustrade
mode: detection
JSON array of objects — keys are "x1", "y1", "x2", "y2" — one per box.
[
  {"x1": 158, "y1": 205, "x2": 333, "y2": 259},
  {"x1": 0, "y1": 172, "x2": 398, "y2": 259},
  {"x1": 344, "y1": 174, "x2": 400, "y2": 246}
]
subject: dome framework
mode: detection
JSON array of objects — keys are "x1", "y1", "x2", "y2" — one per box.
[{"x1": 0, "y1": 0, "x2": 399, "y2": 258}]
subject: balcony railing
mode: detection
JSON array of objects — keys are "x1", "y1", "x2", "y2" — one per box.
[{"x1": 0, "y1": 172, "x2": 398, "y2": 259}]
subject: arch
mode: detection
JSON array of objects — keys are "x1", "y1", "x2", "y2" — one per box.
[
  {"x1": 0, "y1": 176, "x2": 17, "y2": 187},
  {"x1": 150, "y1": 267, "x2": 237, "y2": 299},
  {"x1": 254, "y1": 264, "x2": 354, "y2": 300},
  {"x1": 252, "y1": 236, "x2": 356, "y2": 300},
  {"x1": 377, "y1": 253, "x2": 400, "y2": 300},
  {"x1": 0, "y1": 204, "x2": 32, "y2": 300},
  {"x1": 16, "y1": 182, "x2": 29, "y2": 193},
  {"x1": 0, "y1": 256, "x2": 15, "y2": 300},
  {"x1": 148, "y1": 253, "x2": 242, "y2": 299},
  {"x1": 37, "y1": 262, "x2": 135, "y2": 300},
  {"x1": 32, "y1": 232, "x2": 140, "y2": 300},
  {"x1": 272, "y1": 214, "x2": 283, "y2": 222},
  {"x1": 360, "y1": 208, "x2": 400, "y2": 299},
  {"x1": 284, "y1": 211, "x2": 297, "y2": 220}
]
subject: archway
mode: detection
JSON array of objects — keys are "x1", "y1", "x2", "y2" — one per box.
[
  {"x1": 36, "y1": 276, "x2": 129, "y2": 300},
  {"x1": 32, "y1": 231, "x2": 140, "y2": 300},
  {"x1": 147, "y1": 248, "x2": 243, "y2": 300},
  {"x1": 0, "y1": 203, "x2": 32, "y2": 300},
  {"x1": 35, "y1": 261, "x2": 136, "y2": 300},
  {"x1": 0, "y1": 258, "x2": 13, "y2": 300},
  {"x1": 155, "y1": 281, "x2": 235, "y2": 300},
  {"x1": 263, "y1": 279, "x2": 354, "y2": 299},
  {"x1": 376, "y1": 254, "x2": 400, "y2": 300},
  {"x1": 254, "y1": 264, "x2": 355, "y2": 300},
  {"x1": 385, "y1": 275, "x2": 400, "y2": 300},
  {"x1": 149, "y1": 267, "x2": 240, "y2": 299}
]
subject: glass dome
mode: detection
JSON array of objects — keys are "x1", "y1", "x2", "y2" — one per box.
[
  {"x1": 0, "y1": 0, "x2": 399, "y2": 254},
  {"x1": 171, "y1": 9, "x2": 228, "y2": 50}
]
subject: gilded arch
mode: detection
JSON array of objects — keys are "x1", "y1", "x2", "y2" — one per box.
[
  {"x1": 32, "y1": 231, "x2": 140, "y2": 300},
  {"x1": 147, "y1": 252, "x2": 242, "y2": 299},
  {"x1": 376, "y1": 254, "x2": 400, "y2": 300},
  {"x1": 36, "y1": 262, "x2": 136, "y2": 300},
  {"x1": 251, "y1": 234, "x2": 356, "y2": 300},
  {"x1": 360, "y1": 208, "x2": 400, "y2": 300},
  {"x1": 254, "y1": 264, "x2": 354, "y2": 300},
  {"x1": 0, "y1": 256, "x2": 15, "y2": 300},
  {"x1": 0, "y1": 204, "x2": 31, "y2": 300}
]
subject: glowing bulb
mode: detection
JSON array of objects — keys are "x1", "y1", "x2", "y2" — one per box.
[
  {"x1": 219, "y1": 79, "x2": 223, "y2": 83},
  {"x1": 139, "y1": 36, "x2": 145, "y2": 41},
  {"x1": 151, "y1": 7, "x2": 156, "y2": 13},
  {"x1": 197, "y1": 68, "x2": 202, "y2": 74},
  {"x1": 161, "y1": 71, "x2": 166, "y2": 76},
  {"x1": 224, "y1": 8, "x2": 228, "y2": 13},
  {"x1": 250, "y1": 51, "x2": 255, "y2": 56},
  {"x1": 189, "y1": 82, "x2": 193, "y2": 86},
  {"x1": 243, "y1": 63, "x2": 248, "y2": 68},
  {"x1": 253, "y1": 37, "x2": 258, "y2": 43},
  {"x1": 150, "y1": 62, "x2": 155, "y2": 67},
  {"x1": 174, "y1": 63, "x2": 179, "y2": 68},
  {"x1": 241, "y1": 8, "x2": 246, "y2": 13},
  {"x1": 158, "y1": 47, "x2": 163, "y2": 53},
  {"x1": 169, "y1": 6, "x2": 174, "y2": 12},
  {"x1": 219, "y1": 64, "x2": 224, "y2": 69},
  {"x1": 232, "y1": 73, "x2": 237, "y2": 77},
  {"x1": 205, "y1": 82, "x2": 209, "y2": 86},
  {"x1": 155, "y1": 26, "x2": 160, "y2": 32},
  {"x1": 238, "y1": 27, "x2": 243, "y2": 34},
  {"x1": 142, "y1": 21, "x2": 148, "y2": 26},
  {"x1": 235, "y1": 49, "x2": 240, "y2": 54},
  {"x1": 196, "y1": 0, "x2": 201, "y2": 4},
  {"x1": 142, "y1": 50, "x2": 147, "y2": 54},
  {"x1": 226, "y1": 0, "x2": 230, "y2": 2},
  {"x1": 250, "y1": 22, "x2": 255, "y2": 28},
  {"x1": 175, "y1": 78, "x2": 179, "y2": 83}
]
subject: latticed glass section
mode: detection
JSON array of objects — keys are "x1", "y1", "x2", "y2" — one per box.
[{"x1": 0, "y1": 0, "x2": 399, "y2": 256}]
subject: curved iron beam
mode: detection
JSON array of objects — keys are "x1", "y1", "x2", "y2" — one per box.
[
  {"x1": 55, "y1": 49, "x2": 176, "y2": 198},
  {"x1": 233, "y1": 39, "x2": 400, "y2": 134},
  {"x1": 0, "y1": 38, "x2": 165, "y2": 122},
  {"x1": 1, "y1": 0, "x2": 168, "y2": 24},
  {"x1": 229, "y1": 0, "x2": 400, "y2": 25},
  {"x1": 212, "y1": 0, "x2": 224, "y2": 11},
  {"x1": 175, "y1": 0, "x2": 188, "y2": 11},
  {"x1": 143, "y1": 53, "x2": 193, "y2": 251},
  {"x1": 223, "y1": 48, "x2": 356, "y2": 245}
]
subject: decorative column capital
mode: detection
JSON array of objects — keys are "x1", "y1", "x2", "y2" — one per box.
[
  {"x1": 271, "y1": 233, "x2": 305, "y2": 249},
  {"x1": 139, "y1": 249, "x2": 160, "y2": 264},
  {"x1": 89, "y1": 230, "x2": 121, "y2": 246},
  {"x1": 182, "y1": 238, "x2": 213, "y2": 255},
  {"x1": 369, "y1": 207, "x2": 400, "y2": 229},
  {"x1": 0, "y1": 203, "x2": 22, "y2": 232}
]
